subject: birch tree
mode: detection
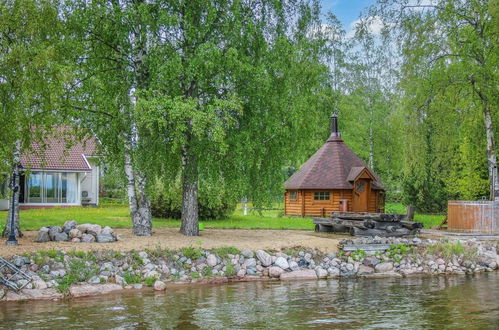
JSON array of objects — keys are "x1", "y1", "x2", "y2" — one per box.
[
  {"x1": 374, "y1": 0, "x2": 498, "y2": 201},
  {"x1": 0, "y1": 0, "x2": 71, "y2": 237},
  {"x1": 64, "y1": 0, "x2": 154, "y2": 235},
  {"x1": 138, "y1": 0, "x2": 330, "y2": 235}
]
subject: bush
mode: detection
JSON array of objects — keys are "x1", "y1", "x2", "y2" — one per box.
[{"x1": 150, "y1": 178, "x2": 236, "y2": 220}]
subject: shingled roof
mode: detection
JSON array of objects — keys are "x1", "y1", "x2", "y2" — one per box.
[
  {"x1": 20, "y1": 127, "x2": 99, "y2": 171},
  {"x1": 284, "y1": 132, "x2": 384, "y2": 191}
]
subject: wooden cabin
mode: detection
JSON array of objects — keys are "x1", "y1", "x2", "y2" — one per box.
[{"x1": 284, "y1": 115, "x2": 385, "y2": 217}]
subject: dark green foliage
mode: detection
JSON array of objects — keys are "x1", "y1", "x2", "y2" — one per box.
[
  {"x1": 122, "y1": 271, "x2": 142, "y2": 284},
  {"x1": 150, "y1": 179, "x2": 236, "y2": 220},
  {"x1": 181, "y1": 247, "x2": 204, "y2": 260}
]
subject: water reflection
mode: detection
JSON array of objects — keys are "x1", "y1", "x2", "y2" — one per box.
[{"x1": 0, "y1": 273, "x2": 498, "y2": 329}]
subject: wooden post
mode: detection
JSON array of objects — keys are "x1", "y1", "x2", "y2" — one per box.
[
  {"x1": 242, "y1": 197, "x2": 248, "y2": 216},
  {"x1": 406, "y1": 205, "x2": 415, "y2": 221}
]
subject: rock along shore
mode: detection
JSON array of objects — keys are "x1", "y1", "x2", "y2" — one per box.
[{"x1": 1, "y1": 237, "x2": 498, "y2": 302}]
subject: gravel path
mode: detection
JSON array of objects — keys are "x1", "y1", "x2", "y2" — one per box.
[{"x1": 1, "y1": 228, "x2": 341, "y2": 257}]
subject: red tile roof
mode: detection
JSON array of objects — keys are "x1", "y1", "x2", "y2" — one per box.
[
  {"x1": 20, "y1": 127, "x2": 99, "y2": 171},
  {"x1": 284, "y1": 134, "x2": 385, "y2": 190}
]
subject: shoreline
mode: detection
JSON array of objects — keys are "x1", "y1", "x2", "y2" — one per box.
[{"x1": 1, "y1": 237, "x2": 498, "y2": 303}]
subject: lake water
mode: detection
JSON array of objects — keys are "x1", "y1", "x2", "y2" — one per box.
[{"x1": 1, "y1": 273, "x2": 498, "y2": 329}]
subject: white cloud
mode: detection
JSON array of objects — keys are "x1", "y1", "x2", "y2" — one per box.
[{"x1": 346, "y1": 16, "x2": 393, "y2": 39}]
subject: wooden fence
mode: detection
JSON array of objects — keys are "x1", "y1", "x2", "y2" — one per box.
[{"x1": 448, "y1": 200, "x2": 499, "y2": 233}]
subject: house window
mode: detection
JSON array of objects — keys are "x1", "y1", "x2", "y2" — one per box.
[
  {"x1": 314, "y1": 191, "x2": 330, "y2": 201},
  {"x1": 26, "y1": 172, "x2": 78, "y2": 204},
  {"x1": 289, "y1": 191, "x2": 297, "y2": 201}
]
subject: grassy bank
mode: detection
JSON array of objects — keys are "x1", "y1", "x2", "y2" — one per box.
[{"x1": 0, "y1": 202, "x2": 445, "y2": 231}]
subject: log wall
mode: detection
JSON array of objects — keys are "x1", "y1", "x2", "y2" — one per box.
[{"x1": 285, "y1": 189, "x2": 383, "y2": 216}]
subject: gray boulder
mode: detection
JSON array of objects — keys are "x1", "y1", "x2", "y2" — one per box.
[
  {"x1": 375, "y1": 262, "x2": 394, "y2": 273},
  {"x1": 53, "y1": 232, "x2": 69, "y2": 242},
  {"x1": 244, "y1": 258, "x2": 257, "y2": 268},
  {"x1": 289, "y1": 260, "x2": 299, "y2": 271},
  {"x1": 315, "y1": 267, "x2": 328, "y2": 278},
  {"x1": 35, "y1": 228, "x2": 50, "y2": 243},
  {"x1": 363, "y1": 257, "x2": 380, "y2": 267},
  {"x1": 328, "y1": 267, "x2": 340, "y2": 277},
  {"x1": 86, "y1": 224, "x2": 102, "y2": 236},
  {"x1": 274, "y1": 257, "x2": 289, "y2": 269},
  {"x1": 101, "y1": 226, "x2": 114, "y2": 235},
  {"x1": 241, "y1": 250, "x2": 254, "y2": 258},
  {"x1": 96, "y1": 233, "x2": 115, "y2": 243},
  {"x1": 256, "y1": 250, "x2": 272, "y2": 267},
  {"x1": 63, "y1": 220, "x2": 78, "y2": 233},
  {"x1": 268, "y1": 266, "x2": 284, "y2": 278},
  {"x1": 69, "y1": 228, "x2": 83, "y2": 239},
  {"x1": 207, "y1": 254, "x2": 218, "y2": 267},
  {"x1": 81, "y1": 233, "x2": 96, "y2": 243},
  {"x1": 153, "y1": 280, "x2": 167, "y2": 291},
  {"x1": 76, "y1": 223, "x2": 91, "y2": 233},
  {"x1": 358, "y1": 265, "x2": 375, "y2": 275},
  {"x1": 87, "y1": 276, "x2": 102, "y2": 284},
  {"x1": 13, "y1": 256, "x2": 29, "y2": 267},
  {"x1": 48, "y1": 226, "x2": 62, "y2": 241}
]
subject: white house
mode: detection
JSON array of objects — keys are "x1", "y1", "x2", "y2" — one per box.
[{"x1": 0, "y1": 127, "x2": 100, "y2": 210}]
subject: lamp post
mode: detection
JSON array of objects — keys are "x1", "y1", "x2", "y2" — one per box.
[{"x1": 6, "y1": 171, "x2": 18, "y2": 246}]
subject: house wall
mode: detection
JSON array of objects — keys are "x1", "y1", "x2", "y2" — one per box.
[
  {"x1": 285, "y1": 189, "x2": 383, "y2": 216},
  {"x1": 80, "y1": 158, "x2": 99, "y2": 206}
]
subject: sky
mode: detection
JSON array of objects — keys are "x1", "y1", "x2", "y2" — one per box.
[{"x1": 320, "y1": 0, "x2": 376, "y2": 32}]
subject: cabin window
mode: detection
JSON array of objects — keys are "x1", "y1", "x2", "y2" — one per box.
[
  {"x1": 356, "y1": 181, "x2": 365, "y2": 192},
  {"x1": 289, "y1": 191, "x2": 297, "y2": 201},
  {"x1": 314, "y1": 191, "x2": 330, "y2": 201}
]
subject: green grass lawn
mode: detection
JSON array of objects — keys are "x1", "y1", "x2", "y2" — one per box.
[
  {"x1": 0, "y1": 203, "x2": 315, "y2": 231},
  {"x1": 0, "y1": 201, "x2": 445, "y2": 231}
]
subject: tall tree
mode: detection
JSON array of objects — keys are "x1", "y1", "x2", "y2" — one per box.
[
  {"x1": 374, "y1": 0, "x2": 498, "y2": 205},
  {"x1": 138, "y1": 0, "x2": 330, "y2": 235},
  {"x1": 0, "y1": 0, "x2": 71, "y2": 237},
  {"x1": 64, "y1": 0, "x2": 154, "y2": 235}
]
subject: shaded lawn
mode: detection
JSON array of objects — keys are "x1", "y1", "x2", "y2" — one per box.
[
  {"x1": 385, "y1": 202, "x2": 445, "y2": 229},
  {"x1": 0, "y1": 202, "x2": 445, "y2": 231}
]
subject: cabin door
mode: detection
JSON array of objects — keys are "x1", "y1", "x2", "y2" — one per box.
[{"x1": 352, "y1": 179, "x2": 370, "y2": 212}]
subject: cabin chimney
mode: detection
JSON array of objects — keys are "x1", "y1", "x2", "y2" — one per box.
[{"x1": 331, "y1": 114, "x2": 340, "y2": 137}]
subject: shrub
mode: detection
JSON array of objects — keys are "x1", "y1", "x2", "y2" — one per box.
[
  {"x1": 181, "y1": 247, "x2": 204, "y2": 260},
  {"x1": 144, "y1": 276, "x2": 157, "y2": 287},
  {"x1": 123, "y1": 271, "x2": 142, "y2": 284},
  {"x1": 149, "y1": 178, "x2": 236, "y2": 220},
  {"x1": 351, "y1": 249, "x2": 366, "y2": 262},
  {"x1": 225, "y1": 264, "x2": 236, "y2": 277},
  {"x1": 56, "y1": 260, "x2": 97, "y2": 293},
  {"x1": 387, "y1": 244, "x2": 413, "y2": 262}
]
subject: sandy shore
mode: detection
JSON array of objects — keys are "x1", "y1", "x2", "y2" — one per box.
[{"x1": 1, "y1": 228, "x2": 342, "y2": 257}]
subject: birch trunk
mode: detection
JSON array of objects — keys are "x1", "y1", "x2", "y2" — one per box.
[
  {"x1": 483, "y1": 104, "x2": 497, "y2": 200},
  {"x1": 135, "y1": 169, "x2": 152, "y2": 236},
  {"x1": 3, "y1": 139, "x2": 22, "y2": 238},
  {"x1": 124, "y1": 141, "x2": 139, "y2": 225},
  {"x1": 368, "y1": 98, "x2": 375, "y2": 170},
  {"x1": 180, "y1": 145, "x2": 199, "y2": 236},
  {"x1": 369, "y1": 124, "x2": 374, "y2": 170}
]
